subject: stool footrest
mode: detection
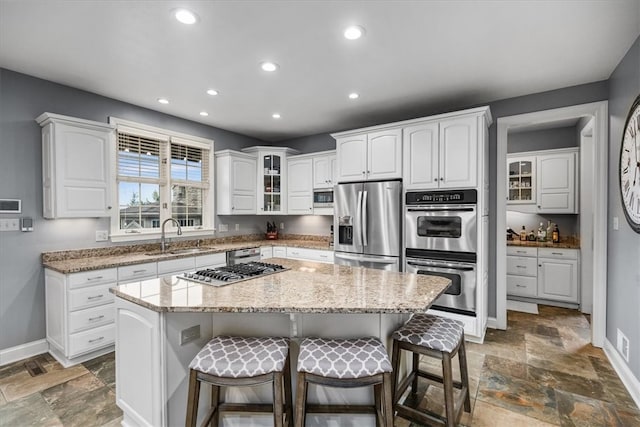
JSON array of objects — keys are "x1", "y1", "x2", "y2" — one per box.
[
  {"x1": 396, "y1": 383, "x2": 469, "y2": 427},
  {"x1": 305, "y1": 404, "x2": 377, "y2": 414},
  {"x1": 417, "y1": 370, "x2": 464, "y2": 389}
]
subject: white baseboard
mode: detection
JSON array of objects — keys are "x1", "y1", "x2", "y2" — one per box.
[
  {"x1": 604, "y1": 338, "x2": 640, "y2": 409},
  {"x1": 0, "y1": 339, "x2": 49, "y2": 366},
  {"x1": 486, "y1": 316, "x2": 499, "y2": 329}
]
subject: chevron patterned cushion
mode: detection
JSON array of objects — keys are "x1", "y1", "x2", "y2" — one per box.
[
  {"x1": 297, "y1": 337, "x2": 392, "y2": 379},
  {"x1": 392, "y1": 313, "x2": 464, "y2": 353},
  {"x1": 189, "y1": 336, "x2": 289, "y2": 378}
]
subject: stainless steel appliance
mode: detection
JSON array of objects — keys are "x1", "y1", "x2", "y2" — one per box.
[
  {"x1": 405, "y1": 189, "x2": 477, "y2": 253},
  {"x1": 313, "y1": 189, "x2": 334, "y2": 209},
  {"x1": 404, "y1": 189, "x2": 478, "y2": 315},
  {"x1": 182, "y1": 261, "x2": 288, "y2": 287},
  {"x1": 226, "y1": 247, "x2": 261, "y2": 265},
  {"x1": 334, "y1": 180, "x2": 402, "y2": 271},
  {"x1": 405, "y1": 249, "x2": 476, "y2": 316}
]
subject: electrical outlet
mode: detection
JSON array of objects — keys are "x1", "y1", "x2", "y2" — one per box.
[
  {"x1": 219, "y1": 224, "x2": 228, "y2": 232},
  {"x1": 95, "y1": 230, "x2": 109, "y2": 241},
  {"x1": 180, "y1": 325, "x2": 201, "y2": 346},
  {"x1": 617, "y1": 328, "x2": 630, "y2": 362},
  {"x1": 235, "y1": 224, "x2": 240, "y2": 231},
  {"x1": 0, "y1": 218, "x2": 19, "y2": 231},
  {"x1": 280, "y1": 222, "x2": 284, "y2": 230},
  {"x1": 613, "y1": 217, "x2": 619, "y2": 230}
]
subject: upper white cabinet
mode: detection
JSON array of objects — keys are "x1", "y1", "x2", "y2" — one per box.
[
  {"x1": 287, "y1": 156, "x2": 314, "y2": 214},
  {"x1": 439, "y1": 116, "x2": 478, "y2": 189},
  {"x1": 313, "y1": 152, "x2": 337, "y2": 189},
  {"x1": 335, "y1": 129, "x2": 402, "y2": 183},
  {"x1": 403, "y1": 122, "x2": 439, "y2": 189},
  {"x1": 37, "y1": 113, "x2": 115, "y2": 218},
  {"x1": 507, "y1": 148, "x2": 578, "y2": 214},
  {"x1": 215, "y1": 150, "x2": 257, "y2": 215},
  {"x1": 242, "y1": 147, "x2": 299, "y2": 215}
]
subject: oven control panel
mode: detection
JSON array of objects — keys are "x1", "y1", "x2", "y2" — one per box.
[{"x1": 406, "y1": 189, "x2": 477, "y2": 205}]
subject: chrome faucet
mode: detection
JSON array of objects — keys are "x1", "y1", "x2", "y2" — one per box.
[{"x1": 161, "y1": 218, "x2": 182, "y2": 252}]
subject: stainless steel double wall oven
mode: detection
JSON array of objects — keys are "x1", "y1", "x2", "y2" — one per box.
[{"x1": 404, "y1": 189, "x2": 478, "y2": 316}]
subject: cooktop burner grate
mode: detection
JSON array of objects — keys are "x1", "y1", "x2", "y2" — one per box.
[{"x1": 181, "y1": 261, "x2": 288, "y2": 286}]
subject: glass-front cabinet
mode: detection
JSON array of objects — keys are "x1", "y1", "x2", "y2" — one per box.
[
  {"x1": 507, "y1": 156, "x2": 536, "y2": 204},
  {"x1": 242, "y1": 146, "x2": 299, "y2": 215}
]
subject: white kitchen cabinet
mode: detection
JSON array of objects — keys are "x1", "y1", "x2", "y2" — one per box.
[
  {"x1": 273, "y1": 246, "x2": 287, "y2": 258},
  {"x1": 507, "y1": 156, "x2": 536, "y2": 205},
  {"x1": 538, "y1": 254, "x2": 579, "y2": 303},
  {"x1": 285, "y1": 247, "x2": 334, "y2": 263},
  {"x1": 45, "y1": 267, "x2": 117, "y2": 367},
  {"x1": 215, "y1": 150, "x2": 257, "y2": 215},
  {"x1": 118, "y1": 262, "x2": 157, "y2": 283},
  {"x1": 335, "y1": 129, "x2": 402, "y2": 183},
  {"x1": 260, "y1": 246, "x2": 273, "y2": 259},
  {"x1": 157, "y1": 257, "x2": 196, "y2": 276},
  {"x1": 287, "y1": 156, "x2": 314, "y2": 214},
  {"x1": 242, "y1": 147, "x2": 299, "y2": 215},
  {"x1": 195, "y1": 253, "x2": 227, "y2": 269},
  {"x1": 403, "y1": 122, "x2": 439, "y2": 189},
  {"x1": 537, "y1": 152, "x2": 577, "y2": 213},
  {"x1": 37, "y1": 112, "x2": 115, "y2": 218},
  {"x1": 312, "y1": 152, "x2": 337, "y2": 189},
  {"x1": 506, "y1": 246, "x2": 538, "y2": 298}
]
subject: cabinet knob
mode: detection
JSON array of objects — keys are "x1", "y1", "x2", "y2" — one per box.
[
  {"x1": 440, "y1": 177, "x2": 444, "y2": 181},
  {"x1": 362, "y1": 171, "x2": 365, "y2": 175},
  {"x1": 367, "y1": 170, "x2": 370, "y2": 174},
  {"x1": 232, "y1": 206, "x2": 235, "y2": 210},
  {"x1": 538, "y1": 205, "x2": 541, "y2": 208},
  {"x1": 107, "y1": 206, "x2": 112, "y2": 210},
  {"x1": 309, "y1": 207, "x2": 312, "y2": 210}
]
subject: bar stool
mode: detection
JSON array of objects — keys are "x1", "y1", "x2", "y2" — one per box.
[
  {"x1": 186, "y1": 336, "x2": 293, "y2": 427},
  {"x1": 391, "y1": 314, "x2": 470, "y2": 427},
  {"x1": 294, "y1": 337, "x2": 393, "y2": 427}
]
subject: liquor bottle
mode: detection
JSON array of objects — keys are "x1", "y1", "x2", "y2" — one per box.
[
  {"x1": 552, "y1": 224, "x2": 560, "y2": 243},
  {"x1": 546, "y1": 220, "x2": 553, "y2": 241},
  {"x1": 538, "y1": 222, "x2": 545, "y2": 241},
  {"x1": 520, "y1": 226, "x2": 527, "y2": 241}
]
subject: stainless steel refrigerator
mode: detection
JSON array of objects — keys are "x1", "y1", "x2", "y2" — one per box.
[{"x1": 333, "y1": 180, "x2": 402, "y2": 271}]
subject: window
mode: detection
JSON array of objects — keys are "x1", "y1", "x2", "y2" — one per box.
[{"x1": 109, "y1": 118, "x2": 214, "y2": 240}]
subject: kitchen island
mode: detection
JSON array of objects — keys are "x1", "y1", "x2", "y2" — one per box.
[{"x1": 110, "y1": 258, "x2": 450, "y2": 427}]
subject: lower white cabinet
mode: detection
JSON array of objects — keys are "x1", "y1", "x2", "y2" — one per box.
[
  {"x1": 45, "y1": 267, "x2": 117, "y2": 367},
  {"x1": 260, "y1": 246, "x2": 273, "y2": 259},
  {"x1": 285, "y1": 247, "x2": 334, "y2": 263},
  {"x1": 273, "y1": 246, "x2": 287, "y2": 258},
  {"x1": 195, "y1": 253, "x2": 227, "y2": 269}
]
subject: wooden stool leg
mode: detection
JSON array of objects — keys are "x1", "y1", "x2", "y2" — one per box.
[
  {"x1": 273, "y1": 372, "x2": 284, "y2": 427},
  {"x1": 283, "y1": 354, "x2": 293, "y2": 426},
  {"x1": 382, "y1": 372, "x2": 394, "y2": 427},
  {"x1": 458, "y1": 340, "x2": 471, "y2": 412},
  {"x1": 411, "y1": 352, "x2": 420, "y2": 396},
  {"x1": 391, "y1": 340, "x2": 401, "y2": 404},
  {"x1": 210, "y1": 385, "x2": 220, "y2": 427},
  {"x1": 442, "y1": 353, "x2": 455, "y2": 427},
  {"x1": 186, "y1": 369, "x2": 201, "y2": 427},
  {"x1": 294, "y1": 372, "x2": 307, "y2": 427},
  {"x1": 374, "y1": 383, "x2": 383, "y2": 427}
]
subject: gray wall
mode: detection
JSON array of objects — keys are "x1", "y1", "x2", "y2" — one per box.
[
  {"x1": 507, "y1": 126, "x2": 578, "y2": 154},
  {"x1": 274, "y1": 133, "x2": 336, "y2": 154},
  {"x1": 0, "y1": 69, "x2": 267, "y2": 350},
  {"x1": 606, "y1": 35, "x2": 640, "y2": 379}
]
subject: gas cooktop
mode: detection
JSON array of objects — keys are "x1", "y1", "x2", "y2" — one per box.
[{"x1": 181, "y1": 261, "x2": 288, "y2": 287}]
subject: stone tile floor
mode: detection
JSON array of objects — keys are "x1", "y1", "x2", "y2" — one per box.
[{"x1": 0, "y1": 306, "x2": 638, "y2": 426}]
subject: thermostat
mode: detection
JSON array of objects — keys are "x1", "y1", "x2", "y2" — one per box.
[{"x1": 21, "y1": 217, "x2": 33, "y2": 232}]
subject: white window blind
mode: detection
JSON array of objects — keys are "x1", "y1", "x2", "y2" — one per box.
[{"x1": 117, "y1": 132, "x2": 164, "y2": 182}]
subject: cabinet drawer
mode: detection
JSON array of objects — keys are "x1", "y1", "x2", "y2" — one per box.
[
  {"x1": 507, "y1": 275, "x2": 537, "y2": 297},
  {"x1": 506, "y1": 256, "x2": 537, "y2": 277},
  {"x1": 68, "y1": 303, "x2": 114, "y2": 334},
  {"x1": 538, "y1": 248, "x2": 579, "y2": 260},
  {"x1": 68, "y1": 323, "x2": 114, "y2": 357},
  {"x1": 158, "y1": 257, "x2": 195, "y2": 275},
  {"x1": 118, "y1": 262, "x2": 157, "y2": 283},
  {"x1": 69, "y1": 283, "x2": 114, "y2": 311},
  {"x1": 506, "y1": 246, "x2": 537, "y2": 257},
  {"x1": 195, "y1": 253, "x2": 227, "y2": 269},
  {"x1": 286, "y1": 247, "x2": 334, "y2": 263},
  {"x1": 273, "y1": 246, "x2": 286, "y2": 258},
  {"x1": 68, "y1": 268, "x2": 117, "y2": 290}
]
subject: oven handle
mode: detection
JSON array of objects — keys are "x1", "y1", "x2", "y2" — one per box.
[
  {"x1": 407, "y1": 206, "x2": 475, "y2": 212},
  {"x1": 407, "y1": 260, "x2": 475, "y2": 271}
]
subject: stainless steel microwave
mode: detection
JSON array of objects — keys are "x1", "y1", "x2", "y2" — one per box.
[{"x1": 313, "y1": 189, "x2": 333, "y2": 208}]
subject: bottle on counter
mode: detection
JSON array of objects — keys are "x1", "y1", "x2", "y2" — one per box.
[
  {"x1": 546, "y1": 220, "x2": 553, "y2": 241},
  {"x1": 528, "y1": 230, "x2": 536, "y2": 241},
  {"x1": 552, "y1": 224, "x2": 560, "y2": 243},
  {"x1": 520, "y1": 226, "x2": 527, "y2": 241},
  {"x1": 538, "y1": 222, "x2": 546, "y2": 242}
]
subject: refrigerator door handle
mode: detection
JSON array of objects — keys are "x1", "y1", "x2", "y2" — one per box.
[
  {"x1": 334, "y1": 252, "x2": 398, "y2": 264},
  {"x1": 356, "y1": 190, "x2": 363, "y2": 247},
  {"x1": 362, "y1": 190, "x2": 368, "y2": 247}
]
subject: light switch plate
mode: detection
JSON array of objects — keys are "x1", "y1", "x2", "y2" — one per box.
[
  {"x1": 180, "y1": 325, "x2": 201, "y2": 346},
  {"x1": 613, "y1": 217, "x2": 619, "y2": 230},
  {"x1": 95, "y1": 230, "x2": 109, "y2": 241},
  {"x1": 219, "y1": 224, "x2": 228, "y2": 232},
  {"x1": 235, "y1": 224, "x2": 240, "y2": 231},
  {"x1": 0, "y1": 218, "x2": 19, "y2": 231}
]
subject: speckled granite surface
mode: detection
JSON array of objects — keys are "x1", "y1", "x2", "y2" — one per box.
[
  {"x1": 506, "y1": 237, "x2": 580, "y2": 249},
  {"x1": 42, "y1": 235, "x2": 332, "y2": 274},
  {"x1": 109, "y1": 258, "x2": 450, "y2": 314}
]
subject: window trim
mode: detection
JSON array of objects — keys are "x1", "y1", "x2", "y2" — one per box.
[{"x1": 108, "y1": 117, "x2": 215, "y2": 242}]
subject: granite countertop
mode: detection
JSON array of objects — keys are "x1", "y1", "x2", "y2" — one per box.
[
  {"x1": 109, "y1": 258, "x2": 451, "y2": 314},
  {"x1": 42, "y1": 235, "x2": 333, "y2": 274},
  {"x1": 506, "y1": 237, "x2": 580, "y2": 249}
]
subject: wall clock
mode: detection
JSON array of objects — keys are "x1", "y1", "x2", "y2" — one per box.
[{"x1": 619, "y1": 93, "x2": 640, "y2": 233}]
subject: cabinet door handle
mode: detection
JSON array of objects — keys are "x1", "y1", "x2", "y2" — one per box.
[
  {"x1": 516, "y1": 251, "x2": 527, "y2": 254},
  {"x1": 132, "y1": 269, "x2": 147, "y2": 274},
  {"x1": 516, "y1": 284, "x2": 526, "y2": 288},
  {"x1": 86, "y1": 276, "x2": 103, "y2": 281},
  {"x1": 87, "y1": 294, "x2": 104, "y2": 300},
  {"x1": 516, "y1": 265, "x2": 527, "y2": 268},
  {"x1": 88, "y1": 315, "x2": 105, "y2": 322},
  {"x1": 551, "y1": 252, "x2": 563, "y2": 255},
  {"x1": 88, "y1": 336, "x2": 104, "y2": 344},
  {"x1": 319, "y1": 254, "x2": 328, "y2": 258}
]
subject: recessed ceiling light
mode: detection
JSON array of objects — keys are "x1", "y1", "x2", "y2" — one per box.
[
  {"x1": 272, "y1": 113, "x2": 281, "y2": 119},
  {"x1": 206, "y1": 89, "x2": 219, "y2": 96},
  {"x1": 174, "y1": 9, "x2": 198, "y2": 25},
  {"x1": 157, "y1": 98, "x2": 169, "y2": 104},
  {"x1": 199, "y1": 111, "x2": 209, "y2": 117},
  {"x1": 261, "y1": 62, "x2": 279, "y2": 72},
  {"x1": 344, "y1": 25, "x2": 365, "y2": 40},
  {"x1": 348, "y1": 92, "x2": 359, "y2": 99}
]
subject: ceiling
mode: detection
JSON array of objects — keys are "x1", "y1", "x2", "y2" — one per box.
[{"x1": 1, "y1": 1, "x2": 639, "y2": 142}]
